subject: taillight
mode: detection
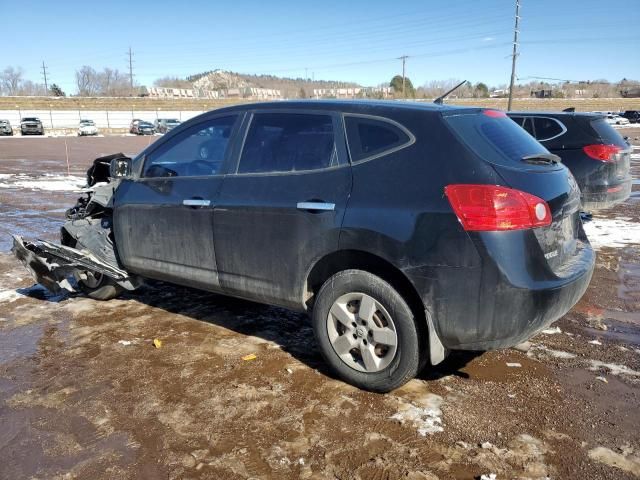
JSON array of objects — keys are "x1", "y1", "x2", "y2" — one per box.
[
  {"x1": 583, "y1": 144, "x2": 621, "y2": 162},
  {"x1": 445, "y1": 184, "x2": 552, "y2": 231},
  {"x1": 483, "y1": 109, "x2": 507, "y2": 118}
]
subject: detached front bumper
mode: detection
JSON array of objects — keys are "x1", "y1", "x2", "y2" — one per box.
[{"x1": 11, "y1": 236, "x2": 132, "y2": 294}]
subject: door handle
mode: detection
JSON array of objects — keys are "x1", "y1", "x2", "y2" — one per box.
[
  {"x1": 297, "y1": 201, "x2": 335, "y2": 211},
  {"x1": 183, "y1": 198, "x2": 211, "y2": 207}
]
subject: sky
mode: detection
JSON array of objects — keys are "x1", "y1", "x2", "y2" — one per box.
[{"x1": 1, "y1": 0, "x2": 639, "y2": 93}]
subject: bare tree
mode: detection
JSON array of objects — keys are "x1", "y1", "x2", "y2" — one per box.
[
  {"x1": 75, "y1": 65, "x2": 99, "y2": 96},
  {"x1": 1, "y1": 66, "x2": 25, "y2": 95},
  {"x1": 17, "y1": 80, "x2": 47, "y2": 96},
  {"x1": 98, "y1": 68, "x2": 129, "y2": 96}
]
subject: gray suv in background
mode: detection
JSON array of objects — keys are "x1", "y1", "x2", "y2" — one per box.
[
  {"x1": 154, "y1": 118, "x2": 181, "y2": 133},
  {"x1": 20, "y1": 117, "x2": 44, "y2": 135},
  {"x1": 0, "y1": 119, "x2": 12, "y2": 136}
]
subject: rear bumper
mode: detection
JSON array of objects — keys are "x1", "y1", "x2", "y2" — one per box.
[
  {"x1": 581, "y1": 178, "x2": 632, "y2": 211},
  {"x1": 406, "y1": 234, "x2": 595, "y2": 351}
]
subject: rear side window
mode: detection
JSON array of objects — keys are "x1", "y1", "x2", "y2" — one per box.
[
  {"x1": 589, "y1": 118, "x2": 627, "y2": 147},
  {"x1": 345, "y1": 116, "x2": 411, "y2": 162},
  {"x1": 238, "y1": 113, "x2": 336, "y2": 173},
  {"x1": 445, "y1": 112, "x2": 550, "y2": 167},
  {"x1": 534, "y1": 117, "x2": 565, "y2": 141}
]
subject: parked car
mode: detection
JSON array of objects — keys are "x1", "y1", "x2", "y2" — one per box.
[
  {"x1": 78, "y1": 119, "x2": 98, "y2": 136},
  {"x1": 621, "y1": 110, "x2": 640, "y2": 124},
  {"x1": 20, "y1": 117, "x2": 44, "y2": 135},
  {"x1": 133, "y1": 120, "x2": 155, "y2": 135},
  {"x1": 508, "y1": 111, "x2": 632, "y2": 211},
  {"x1": 0, "y1": 119, "x2": 12, "y2": 136},
  {"x1": 13, "y1": 101, "x2": 595, "y2": 392},
  {"x1": 129, "y1": 119, "x2": 142, "y2": 134},
  {"x1": 604, "y1": 114, "x2": 630, "y2": 126},
  {"x1": 154, "y1": 118, "x2": 181, "y2": 133}
]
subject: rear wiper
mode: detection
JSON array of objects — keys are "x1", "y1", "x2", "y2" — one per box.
[{"x1": 521, "y1": 153, "x2": 561, "y2": 165}]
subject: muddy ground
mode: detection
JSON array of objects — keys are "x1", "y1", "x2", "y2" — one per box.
[{"x1": 0, "y1": 134, "x2": 639, "y2": 480}]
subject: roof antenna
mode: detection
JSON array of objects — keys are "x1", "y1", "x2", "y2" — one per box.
[{"x1": 434, "y1": 80, "x2": 467, "y2": 105}]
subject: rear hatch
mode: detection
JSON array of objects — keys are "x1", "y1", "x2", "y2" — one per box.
[
  {"x1": 443, "y1": 109, "x2": 584, "y2": 274},
  {"x1": 584, "y1": 116, "x2": 632, "y2": 186}
]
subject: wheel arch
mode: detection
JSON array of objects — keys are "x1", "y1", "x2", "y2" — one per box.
[{"x1": 305, "y1": 249, "x2": 426, "y2": 327}]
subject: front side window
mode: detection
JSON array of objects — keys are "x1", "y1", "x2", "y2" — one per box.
[
  {"x1": 238, "y1": 113, "x2": 336, "y2": 174},
  {"x1": 345, "y1": 116, "x2": 411, "y2": 162},
  {"x1": 143, "y1": 115, "x2": 236, "y2": 178}
]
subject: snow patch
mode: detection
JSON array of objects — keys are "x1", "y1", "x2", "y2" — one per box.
[
  {"x1": 528, "y1": 344, "x2": 577, "y2": 359},
  {"x1": 588, "y1": 447, "x2": 640, "y2": 476},
  {"x1": 583, "y1": 218, "x2": 640, "y2": 250},
  {"x1": 0, "y1": 289, "x2": 23, "y2": 303},
  {"x1": 541, "y1": 326, "x2": 562, "y2": 335},
  {"x1": 588, "y1": 360, "x2": 640, "y2": 378},
  {"x1": 0, "y1": 174, "x2": 86, "y2": 192},
  {"x1": 390, "y1": 393, "x2": 444, "y2": 436}
]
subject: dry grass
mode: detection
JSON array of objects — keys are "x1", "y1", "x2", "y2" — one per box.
[{"x1": 0, "y1": 96, "x2": 638, "y2": 112}]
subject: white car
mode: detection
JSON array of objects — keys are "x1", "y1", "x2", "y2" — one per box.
[
  {"x1": 604, "y1": 114, "x2": 630, "y2": 126},
  {"x1": 78, "y1": 119, "x2": 98, "y2": 136}
]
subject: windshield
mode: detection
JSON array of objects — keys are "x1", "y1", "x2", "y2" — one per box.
[
  {"x1": 80, "y1": 120, "x2": 95, "y2": 125},
  {"x1": 445, "y1": 111, "x2": 552, "y2": 168},
  {"x1": 22, "y1": 117, "x2": 39, "y2": 122},
  {"x1": 139, "y1": 122, "x2": 153, "y2": 127},
  {"x1": 167, "y1": 119, "x2": 180, "y2": 124}
]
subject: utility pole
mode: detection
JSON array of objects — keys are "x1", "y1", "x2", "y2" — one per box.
[
  {"x1": 127, "y1": 46, "x2": 134, "y2": 94},
  {"x1": 507, "y1": 0, "x2": 521, "y2": 111},
  {"x1": 397, "y1": 55, "x2": 409, "y2": 98},
  {"x1": 41, "y1": 61, "x2": 49, "y2": 95}
]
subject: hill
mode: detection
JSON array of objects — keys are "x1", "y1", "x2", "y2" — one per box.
[{"x1": 188, "y1": 69, "x2": 360, "y2": 98}]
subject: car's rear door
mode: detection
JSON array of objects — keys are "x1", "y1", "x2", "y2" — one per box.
[
  {"x1": 213, "y1": 110, "x2": 351, "y2": 308},
  {"x1": 113, "y1": 113, "x2": 242, "y2": 290}
]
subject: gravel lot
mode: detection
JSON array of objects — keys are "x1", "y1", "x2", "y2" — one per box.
[{"x1": 0, "y1": 132, "x2": 639, "y2": 479}]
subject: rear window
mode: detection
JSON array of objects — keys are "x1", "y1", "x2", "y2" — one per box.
[
  {"x1": 345, "y1": 116, "x2": 411, "y2": 162},
  {"x1": 589, "y1": 118, "x2": 628, "y2": 147},
  {"x1": 445, "y1": 112, "x2": 551, "y2": 167}
]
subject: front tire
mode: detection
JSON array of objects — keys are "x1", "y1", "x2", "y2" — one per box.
[
  {"x1": 76, "y1": 271, "x2": 123, "y2": 300},
  {"x1": 312, "y1": 270, "x2": 423, "y2": 392}
]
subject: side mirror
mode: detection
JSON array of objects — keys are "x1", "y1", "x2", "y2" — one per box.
[{"x1": 110, "y1": 157, "x2": 132, "y2": 178}]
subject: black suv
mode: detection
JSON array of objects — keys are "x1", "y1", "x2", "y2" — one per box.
[
  {"x1": 508, "y1": 111, "x2": 632, "y2": 210},
  {"x1": 13, "y1": 101, "x2": 595, "y2": 392},
  {"x1": 20, "y1": 117, "x2": 44, "y2": 135},
  {"x1": 621, "y1": 110, "x2": 640, "y2": 124}
]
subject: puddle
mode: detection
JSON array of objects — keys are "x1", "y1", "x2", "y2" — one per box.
[
  {"x1": 0, "y1": 322, "x2": 44, "y2": 363},
  {"x1": 585, "y1": 318, "x2": 640, "y2": 346}
]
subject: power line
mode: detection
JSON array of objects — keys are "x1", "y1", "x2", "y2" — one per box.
[
  {"x1": 41, "y1": 61, "x2": 49, "y2": 94},
  {"x1": 507, "y1": 0, "x2": 521, "y2": 111}
]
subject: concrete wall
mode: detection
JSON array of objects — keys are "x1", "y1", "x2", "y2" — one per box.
[{"x1": 0, "y1": 110, "x2": 206, "y2": 129}]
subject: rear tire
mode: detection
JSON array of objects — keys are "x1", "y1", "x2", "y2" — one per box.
[
  {"x1": 312, "y1": 269, "x2": 422, "y2": 392},
  {"x1": 76, "y1": 271, "x2": 123, "y2": 300}
]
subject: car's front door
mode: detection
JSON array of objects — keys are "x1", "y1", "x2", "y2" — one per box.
[
  {"x1": 113, "y1": 113, "x2": 241, "y2": 290},
  {"x1": 214, "y1": 110, "x2": 352, "y2": 308}
]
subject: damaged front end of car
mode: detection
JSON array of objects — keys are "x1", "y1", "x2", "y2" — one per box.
[{"x1": 12, "y1": 153, "x2": 142, "y2": 295}]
